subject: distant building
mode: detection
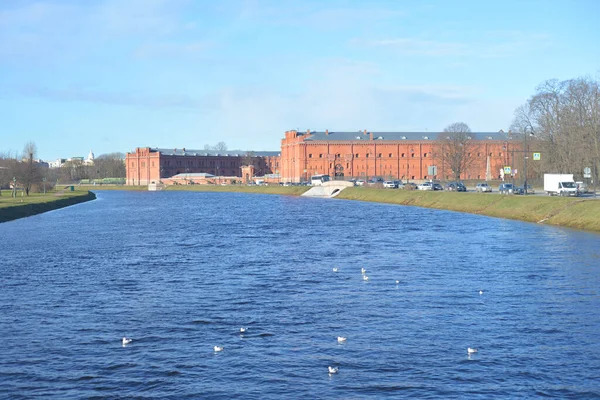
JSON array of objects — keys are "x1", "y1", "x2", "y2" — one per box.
[
  {"x1": 125, "y1": 147, "x2": 280, "y2": 185},
  {"x1": 47, "y1": 150, "x2": 94, "y2": 168}
]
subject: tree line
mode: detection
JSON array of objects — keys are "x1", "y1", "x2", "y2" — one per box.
[
  {"x1": 510, "y1": 75, "x2": 599, "y2": 181},
  {"x1": 0, "y1": 143, "x2": 126, "y2": 195}
]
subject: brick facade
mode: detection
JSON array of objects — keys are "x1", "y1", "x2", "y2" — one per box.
[
  {"x1": 126, "y1": 147, "x2": 280, "y2": 185},
  {"x1": 126, "y1": 131, "x2": 521, "y2": 185},
  {"x1": 280, "y1": 130, "x2": 519, "y2": 182}
]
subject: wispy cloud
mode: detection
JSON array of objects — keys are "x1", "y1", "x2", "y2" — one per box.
[
  {"x1": 356, "y1": 32, "x2": 551, "y2": 59},
  {"x1": 17, "y1": 85, "x2": 216, "y2": 110},
  {"x1": 134, "y1": 41, "x2": 213, "y2": 59},
  {"x1": 365, "y1": 38, "x2": 468, "y2": 57}
]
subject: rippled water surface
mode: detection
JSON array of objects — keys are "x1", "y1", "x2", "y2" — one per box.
[{"x1": 1, "y1": 191, "x2": 600, "y2": 399}]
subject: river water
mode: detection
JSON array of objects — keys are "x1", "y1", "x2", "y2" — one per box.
[{"x1": 1, "y1": 191, "x2": 599, "y2": 399}]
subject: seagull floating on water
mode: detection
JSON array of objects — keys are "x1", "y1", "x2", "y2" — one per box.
[
  {"x1": 240, "y1": 327, "x2": 248, "y2": 333},
  {"x1": 479, "y1": 290, "x2": 484, "y2": 295},
  {"x1": 214, "y1": 346, "x2": 224, "y2": 352},
  {"x1": 328, "y1": 366, "x2": 339, "y2": 374},
  {"x1": 467, "y1": 347, "x2": 478, "y2": 354},
  {"x1": 332, "y1": 267, "x2": 339, "y2": 272},
  {"x1": 395, "y1": 280, "x2": 400, "y2": 284},
  {"x1": 361, "y1": 268, "x2": 367, "y2": 274},
  {"x1": 363, "y1": 275, "x2": 369, "y2": 281},
  {"x1": 122, "y1": 337, "x2": 132, "y2": 346},
  {"x1": 337, "y1": 336, "x2": 347, "y2": 343}
]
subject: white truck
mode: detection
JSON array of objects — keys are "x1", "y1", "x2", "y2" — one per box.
[{"x1": 544, "y1": 174, "x2": 579, "y2": 196}]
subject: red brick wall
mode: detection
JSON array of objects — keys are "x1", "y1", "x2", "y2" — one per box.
[{"x1": 280, "y1": 130, "x2": 516, "y2": 182}]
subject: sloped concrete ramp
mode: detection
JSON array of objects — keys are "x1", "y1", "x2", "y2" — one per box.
[{"x1": 301, "y1": 181, "x2": 354, "y2": 198}]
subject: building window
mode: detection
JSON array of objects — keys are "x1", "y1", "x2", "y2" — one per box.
[
  {"x1": 366, "y1": 154, "x2": 370, "y2": 158},
  {"x1": 319, "y1": 154, "x2": 323, "y2": 158},
  {"x1": 401, "y1": 153, "x2": 405, "y2": 157},
  {"x1": 355, "y1": 154, "x2": 359, "y2": 158},
  {"x1": 424, "y1": 153, "x2": 428, "y2": 158},
  {"x1": 411, "y1": 153, "x2": 415, "y2": 158},
  {"x1": 309, "y1": 154, "x2": 312, "y2": 158},
  {"x1": 477, "y1": 153, "x2": 481, "y2": 157},
  {"x1": 499, "y1": 152, "x2": 502, "y2": 156},
  {"x1": 389, "y1": 153, "x2": 392, "y2": 158},
  {"x1": 378, "y1": 153, "x2": 382, "y2": 158}
]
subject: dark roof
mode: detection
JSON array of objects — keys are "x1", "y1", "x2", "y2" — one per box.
[
  {"x1": 303, "y1": 131, "x2": 511, "y2": 142},
  {"x1": 154, "y1": 148, "x2": 280, "y2": 157}
]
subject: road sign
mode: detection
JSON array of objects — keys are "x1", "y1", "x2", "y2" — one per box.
[
  {"x1": 428, "y1": 166, "x2": 437, "y2": 176},
  {"x1": 584, "y1": 167, "x2": 591, "y2": 174},
  {"x1": 584, "y1": 173, "x2": 592, "y2": 178},
  {"x1": 533, "y1": 152, "x2": 541, "y2": 161},
  {"x1": 503, "y1": 166, "x2": 511, "y2": 174}
]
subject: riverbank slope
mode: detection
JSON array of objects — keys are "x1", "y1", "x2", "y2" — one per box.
[
  {"x1": 0, "y1": 191, "x2": 96, "y2": 223},
  {"x1": 336, "y1": 188, "x2": 600, "y2": 233}
]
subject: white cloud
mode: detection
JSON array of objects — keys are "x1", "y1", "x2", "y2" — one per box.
[{"x1": 134, "y1": 41, "x2": 213, "y2": 59}]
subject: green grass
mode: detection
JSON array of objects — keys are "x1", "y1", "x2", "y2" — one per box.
[
  {"x1": 336, "y1": 188, "x2": 600, "y2": 233},
  {"x1": 0, "y1": 189, "x2": 96, "y2": 223}
]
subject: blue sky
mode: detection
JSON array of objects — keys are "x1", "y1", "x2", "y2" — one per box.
[{"x1": 1, "y1": 0, "x2": 598, "y2": 160}]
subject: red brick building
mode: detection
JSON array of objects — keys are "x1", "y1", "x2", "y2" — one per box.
[
  {"x1": 126, "y1": 147, "x2": 280, "y2": 185},
  {"x1": 126, "y1": 130, "x2": 522, "y2": 185},
  {"x1": 280, "y1": 130, "x2": 519, "y2": 182}
]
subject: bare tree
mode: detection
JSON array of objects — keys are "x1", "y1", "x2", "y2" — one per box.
[
  {"x1": 214, "y1": 142, "x2": 228, "y2": 151},
  {"x1": 0, "y1": 152, "x2": 16, "y2": 196},
  {"x1": 512, "y1": 76, "x2": 600, "y2": 181},
  {"x1": 19, "y1": 141, "x2": 42, "y2": 195},
  {"x1": 95, "y1": 153, "x2": 126, "y2": 178},
  {"x1": 204, "y1": 142, "x2": 228, "y2": 151},
  {"x1": 438, "y1": 122, "x2": 477, "y2": 181}
]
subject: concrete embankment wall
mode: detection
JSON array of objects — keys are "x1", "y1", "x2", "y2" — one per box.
[
  {"x1": 0, "y1": 192, "x2": 96, "y2": 223},
  {"x1": 336, "y1": 188, "x2": 600, "y2": 233}
]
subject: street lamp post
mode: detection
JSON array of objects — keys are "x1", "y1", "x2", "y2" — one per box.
[
  {"x1": 43, "y1": 177, "x2": 47, "y2": 195},
  {"x1": 12, "y1": 176, "x2": 16, "y2": 198}
]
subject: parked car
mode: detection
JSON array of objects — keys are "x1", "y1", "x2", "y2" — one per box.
[
  {"x1": 433, "y1": 183, "x2": 443, "y2": 191},
  {"x1": 445, "y1": 182, "x2": 466, "y2": 192},
  {"x1": 403, "y1": 182, "x2": 417, "y2": 190},
  {"x1": 523, "y1": 184, "x2": 535, "y2": 194},
  {"x1": 475, "y1": 182, "x2": 492, "y2": 192},
  {"x1": 356, "y1": 180, "x2": 365, "y2": 186},
  {"x1": 514, "y1": 186, "x2": 525, "y2": 195},
  {"x1": 576, "y1": 181, "x2": 589, "y2": 194},
  {"x1": 418, "y1": 182, "x2": 433, "y2": 191},
  {"x1": 383, "y1": 181, "x2": 397, "y2": 188},
  {"x1": 499, "y1": 183, "x2": 514, "y2": 194}
]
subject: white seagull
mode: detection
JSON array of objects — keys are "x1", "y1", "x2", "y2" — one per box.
[
  {"x1": 467, "y1": 347, "x2": 478, "y2": 354},
  {"x1": 479, "y1": 290, "x2": 484, "y2": 295},
  {"x1": 337, "y1": 336, "x2": 347, "y2": 343},
  {"x1": 395, "y1": 280, "x2": 400, "y2": 284},
  {"x1": 363, "y1": 275, "x2": 369, "y2": 281},
  {"x1": 122, "y1": 337, "x2": 132, "y2": 347},
  {"x1": 361, "y1": 268, "x2": 367, "y2": 274},
  {"x1": 240, "y1": 327, "x2": 248, "y2": 333},
  {"x1": 328, "y1": 366, "x2": 339, "y2": 374},
  {"x1": 214, "y1": 346, "x2": 224, "y2": 352},
  {"x1": 332, "y1": 267, "x2": 339, "y2": 272}
]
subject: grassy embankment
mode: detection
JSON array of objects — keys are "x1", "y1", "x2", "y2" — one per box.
[
  {"x1": 0, "y1": 189, "x2": 96, "y2": 223},
  {"x1": 336, "y1": 188, "x2": 600, "y2": 233}
]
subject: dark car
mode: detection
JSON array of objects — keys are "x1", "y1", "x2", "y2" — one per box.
[
  {"x1": 499, "y1": 183, "x2": 514, "y2": 194},
  {"x1": 433, "y1": 183, "x2": 443, "y2": 191},
  {"x1": 445, "y1": 182, "x2": 466, "y2": 192}
]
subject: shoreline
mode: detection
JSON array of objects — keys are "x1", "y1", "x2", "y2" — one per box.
[
  {"x1": 3, "y1": 185, "x2": 598, "y2": 233},
  {"x1": 0, "y1": 191, "x2": 96, "y2": 223}
]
